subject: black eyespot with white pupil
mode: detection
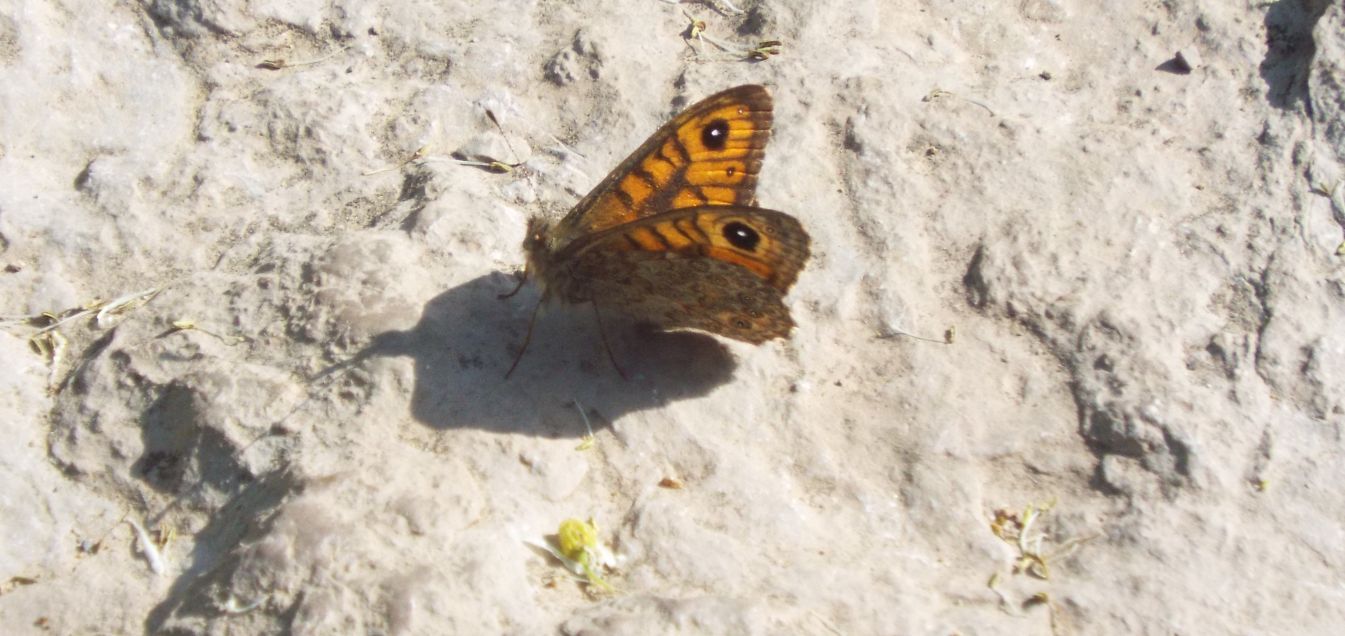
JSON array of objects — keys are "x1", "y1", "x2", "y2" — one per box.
[
  {"x1": 702, "y1": 119, "x2": 730, "y2": 150},
  {"x1": 723, "y1": 221, "x2": 760, "y2": 251}
]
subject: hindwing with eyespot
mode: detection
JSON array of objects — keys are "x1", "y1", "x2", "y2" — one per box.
[{"x1": 553, "y1": 206, "x2": 810, "y2": 342}]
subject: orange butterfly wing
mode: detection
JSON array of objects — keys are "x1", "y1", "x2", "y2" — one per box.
[
  {"x1": 555, "y1": 206, "x2": 810, "y2": 343},
  {"x1": 515, "y1": 85, "x2": 808, "y2": 350},
  {"x1": 549, "y1": 85, "x2": 774, "y2": 244}
]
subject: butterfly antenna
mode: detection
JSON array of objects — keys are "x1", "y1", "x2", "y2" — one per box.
[
  {"x1": 505, "y1": 299, "x2": 543, "y2": 379},
  {"x1": 485, "y1": 109, "x2": 525, "y2": 170},
  {"x1": 590, "y1": 302, "x2": 630, "y2": 381}
]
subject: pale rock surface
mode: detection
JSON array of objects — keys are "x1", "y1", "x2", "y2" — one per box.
[{"x1": 1, "y1": 1, "x2": 1343, "y2": 634}]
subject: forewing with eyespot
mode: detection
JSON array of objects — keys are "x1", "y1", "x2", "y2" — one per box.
[{"x1": 550, "y1": 85, "x2": 774, "y2": 245}]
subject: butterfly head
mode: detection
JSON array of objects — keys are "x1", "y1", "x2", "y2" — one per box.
[
  {"x1": 522, "y1": 216, "x2": 552, "y2": 253},
  {"x1": 521, "y1": 215, "x2": 559, "y2": 292}
]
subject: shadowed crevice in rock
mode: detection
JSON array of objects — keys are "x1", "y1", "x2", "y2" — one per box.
[
  {"x1": 1259, "y1": 0, "x2": 1331, "y2": 111},
  {"x1": 143, "y1": 469, "x2": 299, "y2": 633},
  {"x1": 133, "y1": 381, "x2": 244, "y2": 494}
]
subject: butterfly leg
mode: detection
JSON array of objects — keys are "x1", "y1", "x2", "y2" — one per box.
[
  {"x1": 504, "y1": 299, "x2": 542, "y2": 379},
  {"x1": 590, "y1": 301, "x2": 630, "y2": 381},
  {"x1": 498, "y1": 265, "x2": 530, "y2": 300}
]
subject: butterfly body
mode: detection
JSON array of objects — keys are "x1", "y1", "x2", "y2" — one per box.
[{"x1": 517, "y1": 85, "x2": 809, "y2": 351}]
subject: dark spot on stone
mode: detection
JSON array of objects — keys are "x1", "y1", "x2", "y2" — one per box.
[
  {"x1": 722, "y1": 221, "x2": 760, "y2": 251},
  {"x1": 702, "y1": 119, "x2": 730, "y2": 150},
  {"x1": 734, "y1": 319, "x2": 750, "y2": 329}
]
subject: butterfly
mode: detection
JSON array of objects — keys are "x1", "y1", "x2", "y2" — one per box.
[{"x1": 503, "y1": 85, "x2": 810, "y2": 377}]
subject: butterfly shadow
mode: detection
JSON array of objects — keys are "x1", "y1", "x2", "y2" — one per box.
[{"x1": 341, "y1": 272, "x2": 737, "y2": 437}]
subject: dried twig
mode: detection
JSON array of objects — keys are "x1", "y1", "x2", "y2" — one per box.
[
  {"x1": 680, "y1": 10, "x2": 782, "y2": 62},
  {"x1": 256, "y1": 45, "x2": 350, "y2": 70},
  {"x1": 924, "y1": 88, "x2": 996, "y2": 117}
]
